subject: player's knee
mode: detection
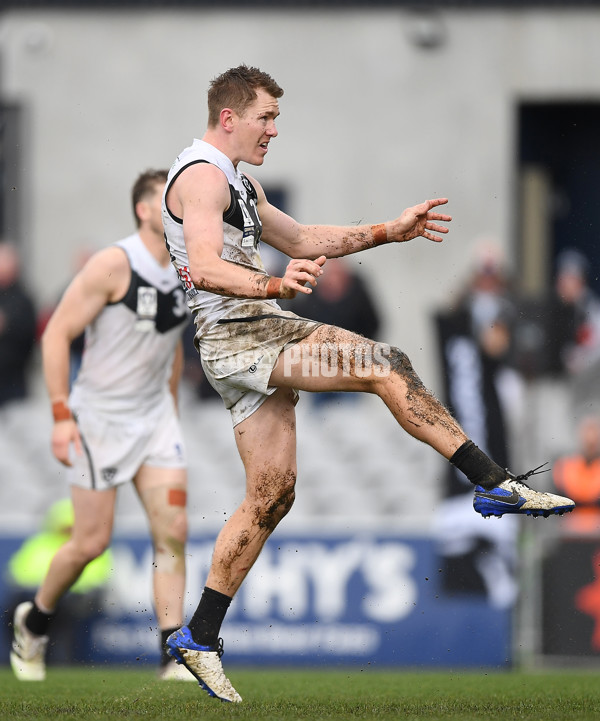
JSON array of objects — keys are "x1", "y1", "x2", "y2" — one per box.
[
  {"x1": 77, "y1": 537, "x2": 110, "y2": 564},
  {"x1": 387, "y1": 346, "x2": 412, "y2": 373},
  {"x1": 154, "y1": 538, "x2": 186, "y2": 573},
  {"x1": 167, "y1": 507, "x2": 188, "y2": 547},
  {"x1": 153, "y1": 508, "x2": 187, "y2": 568},
  {"x1": 387, "y1": 346, "x2": 425, "y2": 386}
]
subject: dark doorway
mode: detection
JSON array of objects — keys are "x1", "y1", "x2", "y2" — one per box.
[{"x1": 518, "y1": 102, "x2": 600, "y2": 294}]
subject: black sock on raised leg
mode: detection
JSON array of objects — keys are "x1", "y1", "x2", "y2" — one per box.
[{"x1": 449, "y1": 440, "x2": 507, "y2": 490}]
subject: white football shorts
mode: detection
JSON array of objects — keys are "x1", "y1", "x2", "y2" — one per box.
[
  {"x1": 69, "y1": 393, "x2": 186, "y2": 490},
  {"x1": 197, "y1": 301, "x2": 321, "y2": 426}
]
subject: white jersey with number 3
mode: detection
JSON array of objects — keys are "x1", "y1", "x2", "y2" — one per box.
[
  {"x1": 70, "y1": 233, "x2": 189, "y2": 415},
  {"x1": 162, "y1": 138, "x2": 279, "y2": 336}
]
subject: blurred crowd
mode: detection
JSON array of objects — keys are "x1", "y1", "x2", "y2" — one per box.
[
  {"x1": 437, "y1": 240, "x2": 600, "y2": 463},
  {"x1": 431, "y1": 239, "x2": 600, "y2": 608}
]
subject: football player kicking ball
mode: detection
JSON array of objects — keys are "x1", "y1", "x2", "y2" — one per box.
[
  {"x1": 10, "y1": 170, "x2": 194, "y2": 682},
  {"x1": 161, "y1": 66, "x2": 575, "y2": 703}
]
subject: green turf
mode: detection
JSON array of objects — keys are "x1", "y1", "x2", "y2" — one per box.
[{"x1": 1, "y1": 667, "x2": 600, "y2": 721}]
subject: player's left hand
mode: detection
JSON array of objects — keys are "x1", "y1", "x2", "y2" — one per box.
[
  {"x1": 390, "y1": 198, "x2": 451, "y2": 243},
  {"x1": 279, "y1": 255, "x2": 326, "y2": 298},
  {"x1": 51, "y1": 418, "x2": 82, "y2": 467}
]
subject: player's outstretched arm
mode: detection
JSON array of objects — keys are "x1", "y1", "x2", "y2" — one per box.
[{"x1": 254, "y1": 175, "x2": 451, "y2": 259}]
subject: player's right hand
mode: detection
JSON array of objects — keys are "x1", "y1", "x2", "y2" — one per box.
[
  {"x1": 279, "y1": 256, "x2": 326, "y2": 299},
  {"x1": 51, "y1": 419, "x2": 82, "y2": 467},
  {"x1": 391, "y1": 198, "x2": 451, "y2": 244}
]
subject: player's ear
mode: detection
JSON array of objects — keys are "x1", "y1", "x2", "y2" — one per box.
[
  {"x1": 135, "y1": 200, "x2": 149, "y2": 224},
  {"x1": 220, "y1": 108, "x2": 235, "y2": 133}
]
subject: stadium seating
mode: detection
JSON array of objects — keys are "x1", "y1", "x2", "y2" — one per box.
[{"x1": 0, "y1": 385, "x2": 443, "y2": 534}]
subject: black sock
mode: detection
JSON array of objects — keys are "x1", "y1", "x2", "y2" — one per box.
[
  {"x1": 25, "y1": 601, "x2": 54, "y2": 637},
  {"x1": 160, "y1": 627, "x2": 179, "y2": 666},
  {"x1": 188, "y1": 587, "x2": 232, "y2": 648},
  {"x1": 450, "y1": 440, "x2": 506, "y2": 490}
]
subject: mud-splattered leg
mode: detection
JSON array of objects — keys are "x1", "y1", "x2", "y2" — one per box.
[
  {"x1": 269, "y1": 324, "x2": 468, "y2": 460},
  {"x1": 205, "y1": 386, "x2": 298, "y2": 597}
]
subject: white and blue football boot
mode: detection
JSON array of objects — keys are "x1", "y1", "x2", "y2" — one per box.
[
  {"x1": 473, "y1": 464, "x2": 575, "y2": 518},
  {"x1": 166, "y1": 627, "x2": 241, "y2": 703}
]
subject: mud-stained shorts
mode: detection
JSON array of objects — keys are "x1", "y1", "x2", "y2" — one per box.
[
  {"x1": 197, "y1": 302, "x2": 321, "y2": 426},
  {"x1": 69, "y1": 394, "x2": 186, "y2": 491}
]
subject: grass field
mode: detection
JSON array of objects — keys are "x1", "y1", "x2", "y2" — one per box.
[{"x1": 2, "y1": 667, "x2": 600, "y2": 721}]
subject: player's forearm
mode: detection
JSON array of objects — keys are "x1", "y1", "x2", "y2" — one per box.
[
  {"x1": 293, "y1": 223, "x2": 389, "y2": 259},
  {"x1": 189, "y1": 257, "x2": 281, "y2": 299},
  {"x1": 41, "y1": 330, "x2": 72, "y2": 406}
]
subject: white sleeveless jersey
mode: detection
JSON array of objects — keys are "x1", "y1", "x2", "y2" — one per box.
[
  {"x1": 162, "y1": 138, "x2": 279, "y2": 335},
  {"x1": 70, "y1": 233, "x2": 189, "y2": 414}
]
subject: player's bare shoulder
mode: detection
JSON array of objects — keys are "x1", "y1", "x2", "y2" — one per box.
[
  {"x1": 174, "y1": 161, "x2": 230, "y2": 214},
  {"x1": 79, "y1": 245, "x2": 131, "y2": 304}
]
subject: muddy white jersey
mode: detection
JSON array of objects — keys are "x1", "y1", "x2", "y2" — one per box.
[
  {"x1": 162, "y1": 138, "x2": 279, "y2": 336},
  {"x1": 70, "y1": 233, "x2": 189, "y2": 414}
]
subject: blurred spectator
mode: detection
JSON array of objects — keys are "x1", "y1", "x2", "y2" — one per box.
[
  {"x1": 514, "y1": 248, "x2": 600, "y2": 380},
  {"x1": 3, "y1": 498, "x2": 112, "y2": 664},
  {"x1": 547, "y1": 248, "x2": 600, "y2": 376},
  {"x1": 511, "y1": 248, "x2": 600, "y2": 461},
  {"x1": 552, "y1": 415, "x2": 600, "y2": 534},
  {"x1": 0, "y1": 242, "x2": 37, "y2": 406},
  {"x1": 436, "y1": 240, "x2": 523, "y2": 492},
  {"x1": 451, "y1": 240, "x2": 516, "y2": 345}
]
